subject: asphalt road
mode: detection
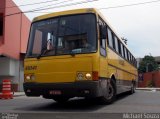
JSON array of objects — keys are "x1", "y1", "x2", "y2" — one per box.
[{"x1": 0, "y1": 90, "x2": 160, "y2": 119}]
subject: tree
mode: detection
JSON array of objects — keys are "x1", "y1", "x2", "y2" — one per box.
[{"x1": 138, "y1": 55, "x2": 159, "y2": 73}]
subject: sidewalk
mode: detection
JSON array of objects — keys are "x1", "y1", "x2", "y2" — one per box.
[
  {"x1": 13, "y1": 92, "x2": 25, "y2": 97},
  {"x1": 136, "y1": 87, "x2": 160, "y2": 91}
]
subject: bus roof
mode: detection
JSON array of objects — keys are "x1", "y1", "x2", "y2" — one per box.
[
  {"x1": 33, "y1": 8, "x2": 98, "y2": 22},
  {"x1": 33, "y1": 8, "x2": 132, "y2": 55}
]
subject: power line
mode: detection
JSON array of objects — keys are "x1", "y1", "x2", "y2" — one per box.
[
  {"x1": 4, "y1": 0, "x2": 160, "y2": 17},
  {"x1": 99, "y1": 0, "x2": 160, "y2": 10},
  {"x1": 31, "y1": 0, "x2": 74, "y2": 11},
  {"x1": 26, "y1": 0, "x2": 98, "y2": 13},
  {"x1": 5, "y1": 0, "x2": 98, "y2": 17},
  {"x1": 25, "y1": 0, "x2": 160, "y2": 13},
  {"x1": 0, "y1": 0, "x2": 59, "y2": 10}
]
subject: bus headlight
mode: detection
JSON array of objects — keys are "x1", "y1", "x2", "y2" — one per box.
[
  {"x1": 85, "y1": 73, "x2": 91, "y2": 80},
  {"x1": 30, "y1": 75, "x2": 35, "y2": 80},
  {"x1": 77, "y1": 73, "x2": 84, "y2": 80},
  {"x1": 25, "y1": 74, "x2": 35, "y2": 80},
  {"x1": 77, "y1": 72, "x2": 92, "y2": 80},
  {"x1": 26, "y1": 75, "x2": 31, "y2": 80}
]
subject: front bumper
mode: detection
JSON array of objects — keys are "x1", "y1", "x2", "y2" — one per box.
[{"x1": 23, "y1": 81, "x2": 106, "y2": 98}]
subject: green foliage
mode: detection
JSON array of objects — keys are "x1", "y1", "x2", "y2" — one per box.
[{"x1": 138, "y1": 55, "x2": 159, "y2": 73}]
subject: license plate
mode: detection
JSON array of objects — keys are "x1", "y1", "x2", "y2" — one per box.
[{"x1": 49, "y1": 90, "x2": 61, "y2": 95}]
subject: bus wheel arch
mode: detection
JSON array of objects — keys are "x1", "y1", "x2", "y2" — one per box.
[
  {"x1": 111, "y1": 75, "x2": 116, "y2": 84},
  {"x1": 99, "y1": 74, "x2": 117, "y2": 104},
  {"x1": 109, "y1": 74, "x2": 117, "y2": 94},
  {"x1": 129, "y1": 80, "x2": 136, "y2": 94}
]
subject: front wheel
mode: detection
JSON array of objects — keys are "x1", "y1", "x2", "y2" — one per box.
[{"x1": 99, "y1": 80, "x2": 116, "y2": 104}]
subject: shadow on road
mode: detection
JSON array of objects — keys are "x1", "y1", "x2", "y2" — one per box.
[{"x1": 15, "y1": 92, "x2": 132, "y2": 112}]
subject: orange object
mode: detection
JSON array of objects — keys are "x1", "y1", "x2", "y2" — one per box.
[{"x1": 0, "y1": 79, "x2": 13, "y2": 99}]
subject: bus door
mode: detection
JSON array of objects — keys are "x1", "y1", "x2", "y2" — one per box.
[{"x1": 99, "y1": 17, "x2": 108, "y2": 79}]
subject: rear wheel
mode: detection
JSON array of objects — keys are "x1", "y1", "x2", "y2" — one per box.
[
  {"x1": 129, "y1": 82, "x2": 136, "y2": 94},
  {"x1": 99, "y1": 79, "x2": 116, "y2": 104},
  {"x1": 53, "y1": 97, "x2": 70, "y2": 103}
]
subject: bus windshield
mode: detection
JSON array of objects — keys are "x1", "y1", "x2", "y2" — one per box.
[{"x1": 26, "y1": 14, "x2": 97, "y2": 58}]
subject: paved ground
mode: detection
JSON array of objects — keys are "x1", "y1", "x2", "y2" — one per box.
[{"x1": 0, "y1": 90, "x2": 160, "y2": 119}]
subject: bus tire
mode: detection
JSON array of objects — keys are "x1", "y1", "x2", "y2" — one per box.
[
  {"x1": 129, "y1": 82, "x2": 136, "y2": 94},
  {"x1": 99, "y1": 79, "x2": 116, "y2": 104},
  {"x1": 53, "y1": 97, "x2": 69, "y2": 103}
]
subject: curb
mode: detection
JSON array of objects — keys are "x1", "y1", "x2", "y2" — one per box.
[
  {"x1": 13, "y1": 92, "x2": 25, "y2": 97},
  {"x1": 13, "y1": 94, "x2": 25, "y2": 97},
  {"x1": 136, "y1": 88, "x2": 160, "y2": 91}
]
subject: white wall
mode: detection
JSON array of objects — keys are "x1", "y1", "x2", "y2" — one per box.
[{"x1": 0, "y1": 57, "x2": 24, "y2": 91}]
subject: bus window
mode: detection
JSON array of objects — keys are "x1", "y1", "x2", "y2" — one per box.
[
  {"x1": 112, "y1": 33, "x2": 116, "y2": 50},
  {"x1": 107, "y1": 28, "x2": 113, "y2": 48},
  {"x1": 124, "y1": 47, "x2": 127, "y2": 60},
  {"x1": 32, "y1": 30, "x2": 43, "y2": 55},
  {"x1": 26, "y1": 14, "x2": 97, "y2": 57},
  {"x1": 126, "y1": 49, "x2": 129, "y2": 61},
  {"x1": 128, "y1": 51, "x2": 130, "y2": 61},
  {"x1": 99, "y1": 17, "x2": 107, "y2": 56},
  {"x1": 119, "y1": 41, "x2": 124, "y2": 57},
  {"x1": 131, "y1": 55, "x2": 134, "y2": 64},
  {"x1": 114, "y1": 36, "x2": 119, "y2": 53},
  {"x1": 118, "y1": 41, "x2": 124, "y2": 57}
]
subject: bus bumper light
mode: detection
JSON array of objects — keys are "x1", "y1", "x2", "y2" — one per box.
[
  {"x1": 84, "y1": 90, "x2": 90, "y2": 94},
  {"x1": 26, "y1": 89, "x2": 31, "y2": 93},
  {"x1": 85, "y1": 73, "x2": 92, "y2": 80}
]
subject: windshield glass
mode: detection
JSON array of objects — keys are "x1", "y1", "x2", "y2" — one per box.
[{"x1": 26, "y1": 14, "x2": 97, "y2": 58}]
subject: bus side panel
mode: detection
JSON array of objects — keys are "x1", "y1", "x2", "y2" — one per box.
[{"x1": 107, "y1": 48, "x2": 137, "y2": 93}]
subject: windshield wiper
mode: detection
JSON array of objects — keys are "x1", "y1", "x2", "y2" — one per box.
[
  {"x1": 37, "y1": 49, "x2": 50, "y2": 59},
  {"x1": 70, "y1": 50, "x2": 76, "y2": 57}
]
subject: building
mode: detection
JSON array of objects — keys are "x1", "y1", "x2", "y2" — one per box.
[
  {"x1": 137, "y1": 56, "x2": 160, "y2": 69},
  {"x1": 0, "y1": 0, "x2": 31, "y2": 92},
  {"x1": 137, "y1": 56, "x2": 160, "y2": 87}
]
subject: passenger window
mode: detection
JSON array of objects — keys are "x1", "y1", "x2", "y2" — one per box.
[
  {"x1": 117, "y1": 40, "x2": 121, "y2": 55},
  {"x1": 124, "y1": 47, "x2": 127, "y2": 60},
  {"x1": 126, "y1": 49, "x2": 129, "y2": 61},
  {"x1": 132, "y1": 56, "x2": 134, "y2": 65},
  {"x1": 120, "y1": 43, "x2": 124, "y2": 57},
  {"x1": 114, "y1": 36, "x2": 119, "y2": 53},
  {"x1": 107, "y1": 28, "x2": 113, "y2": 48},
  {"x1": 131, "y1": 55, "x2": 133, "y2": 62},
  {"x1": 112, "y1": 33, "x2": 115, "y2": 50},
  {"x1": 128, "y1": 51, "x2": 130, "y2": 61}
]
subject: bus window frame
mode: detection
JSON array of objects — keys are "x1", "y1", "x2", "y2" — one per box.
[
  {"x1": 26, "y1": 13, "x2": 98, "y2": 58},
  {"x1": 98, "y1": 16, "x2": 107, "y2": 57}
]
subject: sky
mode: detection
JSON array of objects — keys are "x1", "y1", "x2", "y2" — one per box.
[{"x1": 12, "y1": 0, "x2": 160, "y2": 58}]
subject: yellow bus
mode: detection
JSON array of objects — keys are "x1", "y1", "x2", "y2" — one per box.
[{"x1": 24, "y1": 8, "x2": 138, "y2": 104}]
